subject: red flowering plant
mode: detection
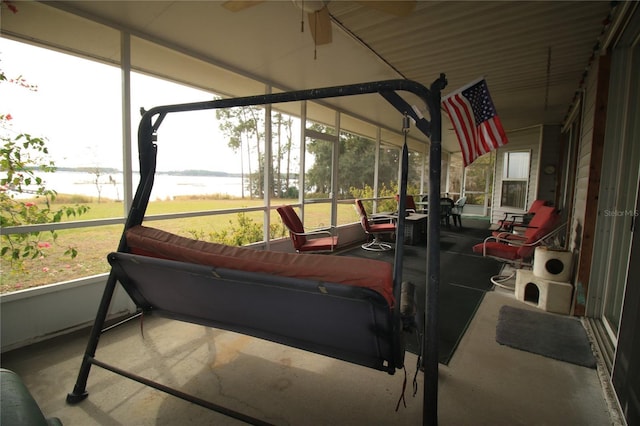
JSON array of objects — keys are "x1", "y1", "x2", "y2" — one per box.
[
  {"x1": 1, "y1": 68, "x2": 89, "y2": 272},
  {"x1": 1, "y1": 0, "x2": 17, "y2": 14}
]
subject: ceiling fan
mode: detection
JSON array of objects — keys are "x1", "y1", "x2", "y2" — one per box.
[{"x1": 222, "y1": 0, "x2": 416, "y2": 47}]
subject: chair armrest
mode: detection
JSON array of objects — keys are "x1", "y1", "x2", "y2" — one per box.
[
  {"x1": 503, "y1": 213, "x2": 525, "y2": 220},
  {"x1": 492, "y1": 231, "x2": 527, "y2": 241},
  {"x1": 483, "y1": 233, "x2": 527, "y2": 246},
  {"x1": 481, "y1": 222, "x2": 567, "y2": 256},
  {"x1": 500, "y1": 210, "x2": 526, "y2": 220},
  {"x1": 479, "y1": 233, "x2": 529, "y2": 257},
  {"x1": 290, "y1": 228, "x2": 335, "y2": 238},
  {"x1": 371, "y1": 213, "x2": 397, "y2": 222},
  {"x1": 496, "y1": 212, "x2": 528, "y2": 231}
]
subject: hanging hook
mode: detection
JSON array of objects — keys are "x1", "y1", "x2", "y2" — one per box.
[
  {"x1": 402, "y1": 112, "x2": 411, "y2": 134},
  {"x1": 313, "y1": 10, "x2": 318, "y2": 60}
]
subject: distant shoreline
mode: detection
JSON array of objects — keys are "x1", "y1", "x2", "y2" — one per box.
[
  {"x1": 21, "y1": 170, "x2": 248, "y2": 200},
  {"x1": 52, "y1": 167, "x2": 243, "y2": 178}
]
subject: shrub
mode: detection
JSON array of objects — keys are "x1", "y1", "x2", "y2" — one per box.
[
  {"x1": 188, "y1": 212, "x2": 286, "y2": 246},
  {"x1": 1, "y1": 70, "x2": 89, "y2": 272}
]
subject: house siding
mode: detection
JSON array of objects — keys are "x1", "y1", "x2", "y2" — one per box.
[
  {"x1": 570, "y1": 65, "x2": 599, "y2": 253},
  {"x1": 573, "y1": 53, "x2": 611, "y2": 321}
]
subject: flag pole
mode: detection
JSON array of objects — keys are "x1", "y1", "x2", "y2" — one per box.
[{"x1": 441, "y1": 75, "x2": 486, "y2": 100}]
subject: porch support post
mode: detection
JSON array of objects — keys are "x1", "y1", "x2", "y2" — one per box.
[
  {"x1": 264, "y1": 84, "x2": 272, "y2": 246},
  {"x1": 120, "y1": 31, "x2": 133, "y2": 214}
]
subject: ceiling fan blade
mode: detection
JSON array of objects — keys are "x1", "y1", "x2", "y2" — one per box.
[
  {"x1": 357, "y1": 0, "x2": 416, "y2": 16},
  {"x1": 307, "y1": 6, "x2": 332, "y2": 45},
  {"x1": 221, "y1": 0, "x2": 264, "y2": 12}
]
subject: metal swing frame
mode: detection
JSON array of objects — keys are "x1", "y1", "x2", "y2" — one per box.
[{"x1": 65, "y1": 76, "x2": 447, "y2": 426}]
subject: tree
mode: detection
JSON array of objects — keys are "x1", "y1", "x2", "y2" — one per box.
[
  {"x1": 462, "y1": 152, "x2": 494, "y2": 204},
  {"x1": 108, "y1": 174, "x2": 120, "y2": 201},
  {"x1": 270, "y1": 113, "x2": 297, "y2": 198},
  {"x1": 216, "y1": 105, "x2": 265, "y2": 198},
  {"x1": 305, "y1": 125, "x2": 403, "y2": 198},
  {"x1": 217, "y1": 106, "x2": 298, "y2": 199},
  {"x1": 0, "y1": 68, "x2": 89, "y2": 271},
  {"x1": 90, "y1": 165, "x2": 104, "y2": 203},
  {"x1": 337, "y1": 132, "x2": 377, "y2": 196},
  {"x1": 282, "y1": 115, "x2": 295, "y2": 195},
  {"x1": 305, "y1": 124, "x2": 334, "y2": 195}
]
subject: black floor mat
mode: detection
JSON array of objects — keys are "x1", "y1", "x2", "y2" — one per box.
[
  {"x1": 496, "y1": 305, "x2": 597, "y2": 368},
  {"x1": 340, "y1": 218, "x2": 500, "y2": 364}
]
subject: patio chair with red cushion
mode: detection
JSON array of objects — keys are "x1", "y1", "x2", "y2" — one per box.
[
  {"x1": 355, "y1": 199, "x2": 397, "y2": 251},
  {"x1": 395, "y1": 194, "x2": 417, "y2": 215},
  {"x1": 473, "y1": 205, "x2": 563, "y2": 289},
  {"x1": 276, "y1": 205, "x2": 338, "y2": 253},
  {"x1": 494, "y1": 199, "x2": 549, "y2": 234}
]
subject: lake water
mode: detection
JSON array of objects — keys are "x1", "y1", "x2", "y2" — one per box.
[{"x1": 18, "y1": 171, "x2": 246, "y2": 200}]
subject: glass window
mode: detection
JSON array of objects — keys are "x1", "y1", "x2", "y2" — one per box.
[
  {"x1": 336, "y1": 130, "x2": 375, "y2": 225},
  {"x1": 1, "y1": 39, "x2": 122, "y2": 293},
  {"x1": 504, "y1": 151, "x2": 530, "y2": 179},
  {"x1": 501, "y1": 151, "x2": 530, "y2": 209},
  {"x1": 304, "y1": 121, "x2": 335, "y2": 200},
  {"x1": 271, "y1": 110, "x2": 301, "y2": 200},
  {"x1": 337, "y1": 130, "x2": 376, "y2": 199},
  {"x1": 463, "y1": 152, "x2": 495, "y2": 206},
  {"x1": 447, "y1": 152, "x2": 464, "y2": 198},
  {"x1": 408, "y1": 150, "x2": 426, "y2": 195},
  {"x1": 377, "y1": 144, "x2": 400, "y2": 213}
]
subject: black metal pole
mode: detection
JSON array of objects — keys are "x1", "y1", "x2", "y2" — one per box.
[
  {"x1": 140, "y1": 80, "x2": 432, "y2": 124},
  {"x1": 393, "y1": 114, "x2": 410, "y2": 283},
  {"x1": 66, "y1": 272, "x2": 119, "y2": 403},
  {"x1": 424, "y1": 74, "x2": 447, "y2": 426},
  {"x1": 89, "y1": 357, "x2": 273, "y2": 426},
  {"x1": 392, "y1": 115, "x2": 410, "y2": 364}
]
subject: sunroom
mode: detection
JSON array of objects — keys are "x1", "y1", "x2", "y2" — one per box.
[{"x1": 1, "y1": 1, "x2": 638, "y2": 425}]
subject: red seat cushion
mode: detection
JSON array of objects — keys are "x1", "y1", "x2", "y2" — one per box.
[
  {"x1": 297, "y1": 236, "x2": 338, "y2": 252},
  {"x1": 473, "y1": 241, "x2": 520, "y2": 260},
  {"x1": 369, "y1": 223, "x2": 396, "y2": 233},
  {"x1": 126, "y1": 225, "x2": 394, "y2": 306}
]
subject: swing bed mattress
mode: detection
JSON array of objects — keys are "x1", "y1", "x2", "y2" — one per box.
[{"x1": 109, "y1": 225, "x2": 401, "y2": 373}]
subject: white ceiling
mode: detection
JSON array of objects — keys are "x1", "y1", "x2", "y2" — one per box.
[{"x1": 2, "y1": 1, "x2": 614, "y2": 153}]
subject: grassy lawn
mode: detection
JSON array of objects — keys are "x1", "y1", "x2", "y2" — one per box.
[{"x1": 1, "y1": 196, "x2": 363, "y2": 293}]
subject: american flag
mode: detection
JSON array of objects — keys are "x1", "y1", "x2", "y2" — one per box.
[{"x1": 442, "y1": 78, "x2": 508, "y2": 166}]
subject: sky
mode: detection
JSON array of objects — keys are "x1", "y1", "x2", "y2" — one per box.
[{"x1": 0, "y1": 37, "x2": 255, "y2": 173}]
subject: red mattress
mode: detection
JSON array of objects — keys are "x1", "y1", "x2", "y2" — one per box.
[{"x1": 125, "y1": 225, "x2": 395, "y2": 306}]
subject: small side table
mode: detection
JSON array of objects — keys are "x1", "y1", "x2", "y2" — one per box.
[{"x1": 404, "y1": 213, "x2": 428, "y2": 245}]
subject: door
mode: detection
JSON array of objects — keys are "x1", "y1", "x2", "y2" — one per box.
[
  {"x1": 587, "y1": 10, "x2": 640, "y2": 360},
  {"x1": 602, "y1": 30, "x2": 640, "y2": 339},
  {"x1": 610, "y1": 18, "x2": 640, "y2": 424},
  {"x1": 612, "y1": 188, "x2": 639, "y2": 426}
]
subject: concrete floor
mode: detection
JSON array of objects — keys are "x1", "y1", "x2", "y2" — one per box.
[{"x1": 1, "y1": 290, "x2": 620, "y2": 425}]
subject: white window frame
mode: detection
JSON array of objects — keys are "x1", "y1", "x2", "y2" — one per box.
[{"x1": 500, "y1": 150, "x2": 531, "y2": 209}]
